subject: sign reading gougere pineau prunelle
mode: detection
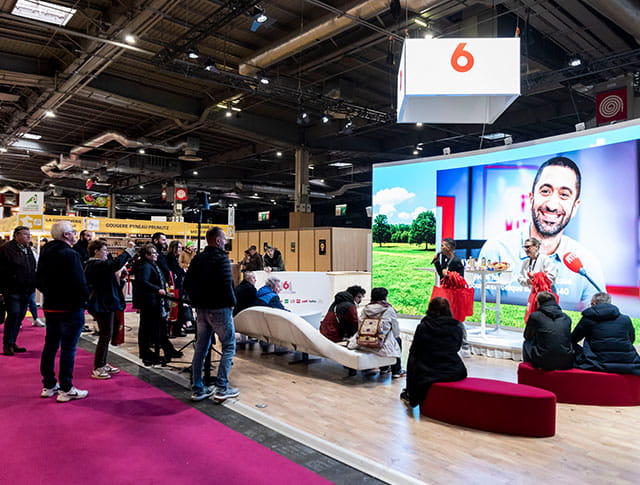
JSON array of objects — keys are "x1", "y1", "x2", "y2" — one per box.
[{"x1": 0, "y1": 213, "x2": 233, "y2": 238}]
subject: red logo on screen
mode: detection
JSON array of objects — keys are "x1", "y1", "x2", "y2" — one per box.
[{"x1": 596, "y1": 88, "x2": 627, "y2": 125}]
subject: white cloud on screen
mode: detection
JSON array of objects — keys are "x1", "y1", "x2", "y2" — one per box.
[{"x1": 373, "y1": 187, "x2": 415, "y2": 216}]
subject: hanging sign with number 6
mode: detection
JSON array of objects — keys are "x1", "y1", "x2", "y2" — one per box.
[{"x1": 397, "y1": 38, "x2": 520, "y2": 124}]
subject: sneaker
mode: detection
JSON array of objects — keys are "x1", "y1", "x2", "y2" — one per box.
[
  {"x1": 3, "y1": 344, "x2": 14, "y2": 356},
  {"x1": 190, "y1": 385, "x2": 216, "y2": 402},
  {"x1": 104, "y1": 363, "x2": 120, "y2": 374},
  {"x1": 92, "y1": 367, "x2": 112, "y2": 380},
  {"x1": 41, "y1": 384, "x2": 60, "y2": 398},
  {"x1": 57, "y1": 387, "x2": 88, "y2": 403},
  {"x1": 81, "y1": 325, "x2": 91, "y2": 333},
  {"x1": 380, "y1": 367, "x2": 392, "y2": 374},
  {"x1": 392, "y1": 369, "x2": 407, "y2": 379},
  {"x1": 213, "y1": 386, "x2": 240, "y2": 401},
  {"x1": 32, "y1": 318, "x2": 46, "y2": 327}
]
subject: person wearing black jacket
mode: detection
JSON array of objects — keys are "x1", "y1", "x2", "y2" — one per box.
[
  {"x1": 523, "y1": 291, "x2": 573, "y2": 370},
  {"x1": 166, "y1": 240, "x2": 188, "y2": 337},
  {"x1": 263, "y1": 245, "x2": 285, "y2": 272},
  {"x1": 401, "y1": 297, "x2": 467, "y2": 408},
  {"x1": 37, "y1": 221, "x2": 90, "y2": 402},
  {"x1": 233, "y1": 271, "x2": 257, "y2": 316},
  {"x1": 432, "y1": 238, "x2": 464, "y2": 279},
  {"x1": 85, "y1": 240, "x2": 135, "y2": 379},
  {"x1": 0, "y1": 226, "x2": 36, "y2": 355},
  {"x1": 571, "y1": 292, "x2": 640, "y2": 375},
  {"x1": 184, "y1": 227, "x2": 238, "y2": 402},
  {"x1": 72, "y1": 229, "x2": 92, "y2": 263},
  {"x1": 133, "y1": 244, "x2": 181, "y2": 366},
  {"x1": 151, "y1": 232, "x2": 171, "y2": 281}
]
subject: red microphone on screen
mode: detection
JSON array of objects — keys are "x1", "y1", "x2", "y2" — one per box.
[{"x1": 563, "y1": 252, "x2": 602, "y2": 292}]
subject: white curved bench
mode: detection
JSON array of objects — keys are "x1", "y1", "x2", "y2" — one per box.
[{"x1": 234, "y1": 307, "x2": 396, "y2": 370}]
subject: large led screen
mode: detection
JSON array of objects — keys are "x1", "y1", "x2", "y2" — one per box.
[{"x1": 373, "y1": 120, "x2": 640, "y2": 317}]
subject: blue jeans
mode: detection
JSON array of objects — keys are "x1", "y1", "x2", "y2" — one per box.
[
  {"x1": 191, "y1": 308, "x2": 235, "y2": 392},
  {"x1": 40, "y1": 309, "x2": 85, "y2": 392},
  {"x1": 2, "y1": 293, "x2": 30, "y2": 346},
  {"x1": 28, "y1": 292, "x2": 38, "y2": 320}
]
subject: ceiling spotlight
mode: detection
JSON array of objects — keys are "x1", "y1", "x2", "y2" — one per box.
[
  {"x1": 193, "y1": 170, "x2": 199, "y2": 175},
  {"x1": 138, "y1": 148, "x2": 145, "y2": 154},
  {"x1": 251, "y1": 7, "x2": 268, "y2": 31},
  {"x1": 124, "y1": 34, "x2": 136, "y2": 44},
  {"x1": 413, "y1": 150, "x2": 419, "y2": 155},
  {"x1": 416, "y1": 122, "x2": 423, "y2": 127},
  {"x1": 49, "y1": 183, "x2": 55, "y2": 187},
  {"x1": 204, "y1": 60, "x2": 218, "y2": 72},
  {"x1": 142, "y1": 199, "x2": 146, "y2": 203},
  {"x1": 225, "y1": 109, "x2": 233, "y2": 117},
  {"x1": 82, "y1": 170, "x2": 89, "y2": 175},
  {"x1": 569, "y1": 57, "x2": 581, "y2": 67},
  {"x1": 139, "y1": 185, "x2": 144, "y2": 189},
  {"x1": 259, "y1": 75, "x2": 270, "y2": 85},
  {"x1": 187, "y1": 49, "x2": 199, "y2": 59},
  {"x1": 44, "y1": 110, "x2": 56, "y2": 118},
  {"x1": 424, "y1": 31, "x2": 434, "y2": 39},
  {"x1": 296, "y1": 110, "x2": 311, "y2": 126},
  {"x1": 276, "y1": 151, "x2": 283, "y2": 157},
  {"x1": 321, "y1": 113, "x2": 332, "y2": 124},
  {"x1": 341, "y1": 118, "x2": 354, "y2": 135}
]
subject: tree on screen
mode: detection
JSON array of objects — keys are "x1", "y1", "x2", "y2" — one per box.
[
  {"x1": 372, "y1": 214, "x2": 392, "y2": 246},
  {"x1": 409, "y1": 211, "x2": 435, "y2": 249}
]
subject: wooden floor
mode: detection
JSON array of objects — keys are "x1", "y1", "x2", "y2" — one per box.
[{"x1": 111, "y1": 313, "x2": 640, "y2": 485}]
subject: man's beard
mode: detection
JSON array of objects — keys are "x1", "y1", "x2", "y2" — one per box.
[{"x1": 531, "y1": 206, "x2": 573, "y2": 237}]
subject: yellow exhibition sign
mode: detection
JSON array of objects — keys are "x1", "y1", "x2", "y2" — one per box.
[{"x1": 1, "y1": 213, "x2": 233, "y2": 238}]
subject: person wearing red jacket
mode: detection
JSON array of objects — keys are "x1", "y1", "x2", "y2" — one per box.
[{"x1": 319, "y1": 285, "x2": 366, "y2": 343}]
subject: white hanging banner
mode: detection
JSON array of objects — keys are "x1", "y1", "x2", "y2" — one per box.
[
  {"x1": 397, "y1": 38, "x2": 520, "y2": 124},
  {"x1": 19, "y1": 191, "x2": 45, "y2": 214}
]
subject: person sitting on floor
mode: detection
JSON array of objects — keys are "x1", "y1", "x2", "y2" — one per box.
[
  {"x1": 571, "y1": 292, "x2": 640, "y2": 375},
  {"x1": 347, "y1": 287, "x2": 401, "y2": 366},
  {"x1": 401, "y1": 297, "x2": 467, "y2": 408},
  {"x1": 254, "y1": 276, "x2": 286, "y2": 310},
  {"x1": 523, "y1": 291, "x2": 574, "y2": 370},
  {"x1": 319, "y1": 285, "x2": 366, "y2": 343}
]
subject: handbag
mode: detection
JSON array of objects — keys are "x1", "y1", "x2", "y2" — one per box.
[
  {"x1": 111, "y1": 310, "x2": 125, "y2": 346},
  {"x1": 356, "y1": 317, "x2": 385, "y2": 349}
]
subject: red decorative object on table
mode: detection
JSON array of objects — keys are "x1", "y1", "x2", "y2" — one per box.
[{"x1": 431, "y1": 272, "x2": 474, "y2": 322}]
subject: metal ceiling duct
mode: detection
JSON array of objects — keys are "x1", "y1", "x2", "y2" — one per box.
[
  {"x1": 69, "y1": 132, "x2": 200, "y2": 161},
  {"x1": 239, "y1": 0, "x2": 442, "y2": 76},
  {"x1": 581, "y1": 0, "x2": 640, "y2": 43}
]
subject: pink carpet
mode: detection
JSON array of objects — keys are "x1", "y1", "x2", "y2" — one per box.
[{"x1": 0, "y1": 325, "x2": 331, "y2": 485}]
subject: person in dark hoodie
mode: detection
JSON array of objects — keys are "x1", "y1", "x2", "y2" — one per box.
[
  {"x1": 523, "y1": 291, "x2": 574, "y2": 370},
  {"x1": 84, "y1": 239, "x2": 136, "y2": 379},
  {"x1": 37, "y1": 221, "x2": 90, "y2": 402},
  {"x1": 401, "y1": 297, "x2": 467, "y2": 408},
  {"x1": 571, "y1": 292, "x2": 640, "y2": 375},
  {"x1": 319, "y1": 285, "x2": 366, "y2": 342}
]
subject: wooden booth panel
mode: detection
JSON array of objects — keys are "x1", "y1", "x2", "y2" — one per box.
[
  {"x1": 259, "y1": 231, "x2": 273, "y2": 255},
  {"x1": 247, "y1": 231, "x2": 260, "y2": 253},
  {"x1": 236, "y1": 232, "x2": 249, "y2": 262},
  {"x1": 332, "y1": 228, "x2": 371, "y2": 271},
  {"x1": 272, "y1": 231, "x2": 286, "y2": 269},
  {"x1": 298, "y1": 229, "x2": 315, "y2": 271},
  {"x1": 284, "y1": 230, "x2": 299, "y2": 271},
  {"x1": 314, "y1": 228, "x2": 332, "y2": 272}
]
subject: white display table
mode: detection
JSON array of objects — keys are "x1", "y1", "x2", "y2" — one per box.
[{"x1": 465, "y1": 268, "x2": 511, "y2": 335}]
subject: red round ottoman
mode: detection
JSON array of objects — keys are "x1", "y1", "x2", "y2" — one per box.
[
  {"x1": 421, "y1": 377, "x2": 556, "y2": 437},
  {"x1": 517, "y1": 362, "x2": 640, "y2": 406}
]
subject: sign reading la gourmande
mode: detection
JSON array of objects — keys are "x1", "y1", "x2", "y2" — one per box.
[{"x1": 397, "y1": 38, "x2": 520, "y2": 124}]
